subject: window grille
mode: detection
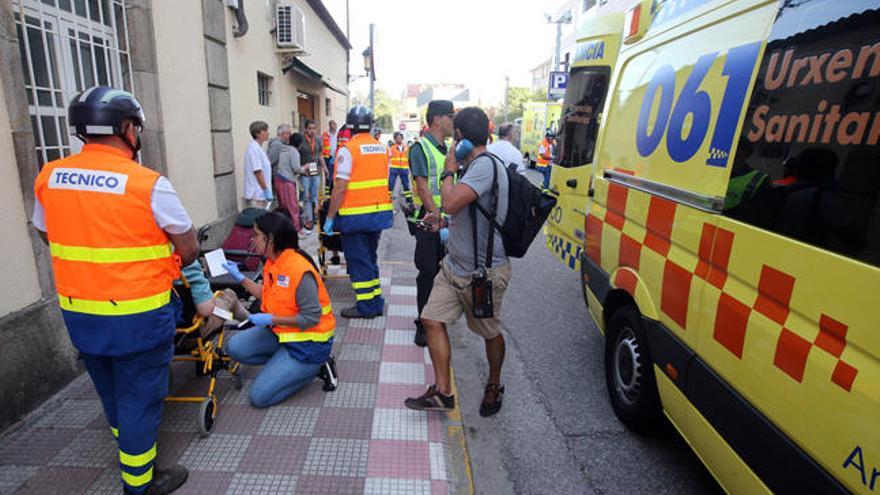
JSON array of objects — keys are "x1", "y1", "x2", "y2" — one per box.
[
  {"x1": 258, "y1": 72, "x2": 272, "y2": 106},
  {"x1": 12, "y1": 0, "x2": 133, "y2": 166}
]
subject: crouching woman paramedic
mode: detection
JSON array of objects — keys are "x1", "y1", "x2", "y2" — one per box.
[{"x1": 222, "y1": 212, "x2": 337, "y2": 407}]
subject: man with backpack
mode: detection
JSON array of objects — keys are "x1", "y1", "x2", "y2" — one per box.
[{"x1": 404, "y1": 107, "x2": 511, "y2": 417}]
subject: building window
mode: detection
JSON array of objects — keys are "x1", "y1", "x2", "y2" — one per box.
[
  {"x1": 257, "y1": 72, "x2": 271, "y2": 106},
  {"x1": 12, "y1": 0, "x2": 133, "y2": 166},
  {"x1": 582, "y1": 0, "x2": 596, "y2": 12},
  {"x1": 325, "y1": 97, "x2": 331, "y2": 117}
]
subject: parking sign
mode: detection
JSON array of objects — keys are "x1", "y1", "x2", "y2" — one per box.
[{"x1": 547, "y1": 71, "x2": 568, "y2": 99}]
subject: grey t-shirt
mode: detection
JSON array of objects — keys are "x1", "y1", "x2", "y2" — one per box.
[{"x1": 446, "y1": 154, "x2": 508, "y2": 277}]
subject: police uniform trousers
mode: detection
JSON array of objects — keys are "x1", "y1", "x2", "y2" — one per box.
[
  {"x1": 81, "y1": 342, "x2": 171, "y2": 494},
  {"x1": 341, "y1": 230, "x2": 385, "y2": 315},
  {"x1": 414, "y1": 228, "x2": 445, "y2": 316}
]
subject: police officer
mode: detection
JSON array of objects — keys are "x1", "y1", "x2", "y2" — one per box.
[
  {"x1": 408, "y1": 100, "x2": 454, "y2": 346},
  {"x1": 324, "y1": 106, "x2": 393, "y2": 318},
  {"x1": 32, "y1": 86, "x2": 197, "y2": 495}
]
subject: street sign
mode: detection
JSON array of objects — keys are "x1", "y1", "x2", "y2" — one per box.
[{"x1": 547, "y1": 71, "x2": 568, "y2": 99}]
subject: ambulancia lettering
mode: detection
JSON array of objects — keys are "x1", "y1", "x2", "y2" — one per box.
[
  {"x1": 575, "y1": 40, "x2": 605, "y2": 62},
  {"x1": 843, "y1": 445, "x2": 879, "y2": 491},
  {"x1": 359, "y1": 144, "x2": 387, "y2": 155},
  {"x1": 48, "y1": 168, "x2": 128, "y2": 195}
]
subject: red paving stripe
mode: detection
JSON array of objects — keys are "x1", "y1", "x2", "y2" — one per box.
[
  {"x1": 367, "y1": 439, "x2": 431, "y2": 478},
  {"x1": 773, "y1": 328, "x2": 812, "y2": 382},
  {"x1": 754, "y1": 265, "x2": 796, "y2": 325},
  {"x1": 644, "y1": 196, "x2": 676, "y2": 256},
  {"x1": 428, "y1": 415, "x2": 445, "y2": 443},
  {"x1": 387, "y1": 316, "x2": 416, "y2": 329},
  {"x1": 382, "y1": 345, "x2": 426, "y2": 363},
  {"x1": 376, "y1": 383, "x2": 429, "y2": 409}
]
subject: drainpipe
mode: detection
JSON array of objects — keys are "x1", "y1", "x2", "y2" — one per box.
[{"x1": 228, "y1": 0, "x2": 249, "y2": 38}]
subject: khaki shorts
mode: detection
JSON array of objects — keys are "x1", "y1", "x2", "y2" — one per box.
[{"x1": 420, "y1": 260, "x2": 511, "y2": 339}]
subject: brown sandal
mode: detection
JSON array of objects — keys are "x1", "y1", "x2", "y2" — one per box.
[{"x1": 479, "y1": 383, "x2": 505, "y2": 417}]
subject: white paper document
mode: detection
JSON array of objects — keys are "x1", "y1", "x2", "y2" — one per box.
[{"x1": 204, "y1": 249, "x2": 229, "y2": 277}]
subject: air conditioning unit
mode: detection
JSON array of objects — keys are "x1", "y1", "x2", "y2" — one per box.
[{"x1": 276, "y1": 3, "x2": 306, "y2": 52}]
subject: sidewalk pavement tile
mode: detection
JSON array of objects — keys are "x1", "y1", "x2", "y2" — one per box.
[{"x1": 0, "y1": 262, "x2": 469, "y2": 494}]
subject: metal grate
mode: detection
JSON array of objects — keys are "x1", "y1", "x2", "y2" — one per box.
[{"x1": 12, "y1": 0, "x2": 133, "y2": 167}]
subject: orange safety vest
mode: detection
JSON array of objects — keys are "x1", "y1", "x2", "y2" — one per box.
[
  {"x1": 537, "y1": 138, "x2": 552, "y2": 168},
  {"x1": 262, "y1": 249, "x2": 335, "y2": 343},
  {"x1": 336, "y1": 133, "x2": 393, "y2": 217},
  {"x1": 389, "y1": 143, "x2": 409, "y2": 169},
  {"x1": 34, "y1": 144, "x2": 178, "y2": 316},
  {"x1": 321, "y1": 131, "x2": 332, "y2": 159}
]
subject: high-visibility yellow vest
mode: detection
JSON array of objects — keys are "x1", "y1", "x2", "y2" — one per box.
[{"x1": 412, "y1": 136, "x2": 444, "y2": 210}]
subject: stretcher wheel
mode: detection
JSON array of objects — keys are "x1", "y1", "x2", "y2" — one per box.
[{"x1": 197, "y1": 398, "x2": 216, "y2": 437}]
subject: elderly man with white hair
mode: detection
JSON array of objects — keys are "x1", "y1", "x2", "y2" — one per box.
[{"x1": 267, "y1": 123, "x2": 293, "y2": 174}]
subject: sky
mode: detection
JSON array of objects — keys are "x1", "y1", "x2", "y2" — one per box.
[{"x1": 322, "y1": 0, "x2": 563, "y2": 106}]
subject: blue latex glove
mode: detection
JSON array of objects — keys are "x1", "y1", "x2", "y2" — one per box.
[
  {"x1": 248, "y1": 313, "x2": 273, "y2": 327},
  {"x1": 439, "y1": 227, "x2": 449, "y2": 244},
  {"x1": 263, "y1": 188, "x2": 273, "y2": 202},
  {"x1": 222, "y1": 261, "x2": 245, "y2": 283},
  {"x1": 323, "y1": 217, "x2": 335, "y2": 236}
]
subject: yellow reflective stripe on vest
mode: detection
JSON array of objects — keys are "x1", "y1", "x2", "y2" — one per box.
[
  {"x1": 322, "y1": 305, "x2": 333, "y2": 315},
  {"x1": 351, "y1": 278, "x2": 379, "y2": 289},
  {"x1": 120, "y1": 443, "x2": 156, "y2": 468},
  {"x1": 355, "y1": 288, "x2": 382, "y2": 301},
  {"x1": 348, "y1": 178, "x2": 387, "y2": 190},
  {"x1": 276, "y1": 329, "x2": 335, "y2": 343},
  {"x1": 110, "y1": 426, "x2": 118, "y2": 438},
  {"x1": 58, "y1": 290, "x2": 170, "y2": 316},
  {"x1": 121, "y1": 467, "x2": 153, "y2": 487},
  {"x1": 338, "y1": 203, "x2": 393, "y2": 216},
  {"x1": 50, "y1": 242, "x2": 172, "y2": 264}
]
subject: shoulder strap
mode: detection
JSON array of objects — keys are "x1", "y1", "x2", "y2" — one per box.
[{"x1": 468, "y1": 152, "x2": 500, "y2": 270}]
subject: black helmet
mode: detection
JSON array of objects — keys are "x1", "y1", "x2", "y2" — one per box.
[
  {"x1": 346, "y1": 105, "x2": 373, "y2": 133},
  {"x1": 393, "y1": 131, "x2": 403, "y2": 139},
  {"x1": 68, "y1": 86, "x2": 145, "y2": 141}
]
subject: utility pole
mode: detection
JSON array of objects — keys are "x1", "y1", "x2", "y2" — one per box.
[
  {"x1": 368, "y1": 23, "x2": 375, "y2": 115},
  {"x1": 546, "y1": 11, "x2": 573, "y2": 72},
  {"x1": 504, "y1": 76, "x2": 510, "y2": 121}
]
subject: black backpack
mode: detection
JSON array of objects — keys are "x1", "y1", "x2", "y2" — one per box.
[{"x1": 469, "y1": 152, "x2": 557, "y2": 258}]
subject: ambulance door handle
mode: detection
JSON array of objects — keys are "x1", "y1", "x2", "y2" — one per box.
[
  {"x1": 566, "y1": 178, "x2": 578, "y2": 188},
  {"x1": 588, "y1": 187, "x2": 595, "y2": 197}
]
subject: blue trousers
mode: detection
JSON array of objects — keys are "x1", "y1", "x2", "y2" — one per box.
[
  {"x1": 388, "y1": 168, "x2": 412, "y2": 198},
  {"x1": 300, "y1": 175, "x2": 320, "y2": 225},
  {"x1": 539, "y1": 165, "x2": 551, "y2": 189},
  {"x1": 81, "y1": 342, "x2": 172, "y2": 494},
  {"x1": 341, "y1": 230, "x2": 384, "y2": 315},
  {"x1": 225, "y1": 326, "x2": 320, "y2": 407}
]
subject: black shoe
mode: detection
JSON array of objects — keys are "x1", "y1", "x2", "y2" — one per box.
[
  {"x1": 318, "y1": 355, "x2": 338, "y2": 391},
  {"x1": 340, "y1": 306, "x2": 380, "y2": 319},
  {"x1": 143, "y1": 464, "x2": 188, "y2": 495},
  {"x1": 413, "y1": 320, "x2": 427, "y2": 347},
  {"x1": 404, "y1": 385, "x2": 455, "y2": 412},
  {"x1": 479, "y1": 384, "x2": 505, "y2": 417},
  {"x1": 330, "y1": 254, "x2": 341, "y2": 265}
]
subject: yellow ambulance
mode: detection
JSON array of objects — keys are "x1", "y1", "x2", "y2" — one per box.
[
  {"x1": 545, "y1": 12, "x2": 623, "y2": 271},
  {"x1": 579, "y1": 0, "x2": 879, "y2": 493},
  {"x1": 520, "y1": 101, "x2": 562, "y2": 167}
]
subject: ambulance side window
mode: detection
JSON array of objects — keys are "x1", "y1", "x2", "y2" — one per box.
[
  {"x1": 557, "y1": 67, "x2": 610, "y2": 168},
  {"x1": 724, "y1": 2, "x2": 880, "y2": 268}
]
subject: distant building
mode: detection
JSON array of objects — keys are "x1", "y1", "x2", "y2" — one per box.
[
  {"x1": 530, "y1": 58, "x2": 554, "y2": 92},
  {"x1": 399, "y1": 83, "x2": 473, "y2": 124}
]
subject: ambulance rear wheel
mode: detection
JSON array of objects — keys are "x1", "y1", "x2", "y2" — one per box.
[
  {"x1": 197, "y1": 398, "x2": 216, "y2": 437},
  {"x1": 604, "y1": 304, "x2": 661, "y2": 434}
]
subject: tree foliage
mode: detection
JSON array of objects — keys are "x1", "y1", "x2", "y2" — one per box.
[
  {"x1": 352, "y1": 89, "x2": 399, "y2": 132},
  {"x1": 504, "y1": 87, "x2": 548, "y2": 122}
]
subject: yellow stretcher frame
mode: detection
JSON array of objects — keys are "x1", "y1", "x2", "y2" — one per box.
[
  {"x1": 316, "y1": 193, "x2": 349, "y2": 282},
  {"x1": 166, "y1": 288, "x2": 242, "y2": 437}
]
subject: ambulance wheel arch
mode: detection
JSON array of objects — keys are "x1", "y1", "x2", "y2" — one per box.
[{"x1": 604, "y1": 303, "x2": 662, "y2": 433}]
